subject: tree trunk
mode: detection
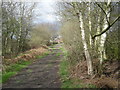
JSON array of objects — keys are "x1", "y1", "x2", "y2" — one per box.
[
  {"x1": 79, "y1": 12, "x2": 93, "y2": 76},
  {"x1": 99, "y1": 3, "x2": 111, "y2": 64},
  {"x1": 89, "y1": 3, "x2": 92, "y2": 47}
]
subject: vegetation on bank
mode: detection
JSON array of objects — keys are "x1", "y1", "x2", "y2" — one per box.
[
  {"x1": 1, "y1": 47, "x2": 50, "y2": 83},
  {"x1": 1, "y1": 61, "x2": 31, "y2": 83},
  {"x1": 59, "y1": 47, "x2": 96, "y2": 88},
  {"x1": 58, "y1": 2, "x2": 119, "y2": 88}
]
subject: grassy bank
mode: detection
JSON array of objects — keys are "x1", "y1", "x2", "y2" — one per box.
[
  {"x1": 2, "y1": 61, "x2": 31, "y2": 83},
  {"x1": 59, "y1": 46, "x2": 96, "y2": 88},
  {"x1": 59, "y1": 59, "x2": 96, "y2": 88},
  {"x1": 1, "y1": 51, "x2": 50, "y2": 84}
]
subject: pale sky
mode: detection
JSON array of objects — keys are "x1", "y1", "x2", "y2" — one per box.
[{"x1": 33, "y1": 0, "x2": 60, "y2": 24}]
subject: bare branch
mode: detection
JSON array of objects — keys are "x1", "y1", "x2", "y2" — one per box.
[
  {"x1": 92, "y1": 15, "x2": 120, "y2": 39},
  {"x1": 95, "y1": 2, "x2": 110, "y2": 26}
]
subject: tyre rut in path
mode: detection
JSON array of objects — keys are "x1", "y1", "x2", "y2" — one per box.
[{"x1": 3, "y1": 44, "x2": 63, "y2": 88}]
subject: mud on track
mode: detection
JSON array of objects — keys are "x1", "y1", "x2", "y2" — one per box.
[{"x1": 3, "y1": 44, "x2": 63, "y2": 88}]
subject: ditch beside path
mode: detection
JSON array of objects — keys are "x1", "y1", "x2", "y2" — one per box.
[{"x1": 3, "y1": 44, "x2": 63, "y2": 88}]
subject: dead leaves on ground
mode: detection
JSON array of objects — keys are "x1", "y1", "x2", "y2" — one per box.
[
  {"x1": 3, "y1": 47, "x2": 48, "y2": 65},
  {"x1": 70, "y1": 60, "x2": 119, "y2": 88}
]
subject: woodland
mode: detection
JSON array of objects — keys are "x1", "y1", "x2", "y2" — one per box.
[{"x1": 1, "y1": 1, "x2": 120, "y2": 88}]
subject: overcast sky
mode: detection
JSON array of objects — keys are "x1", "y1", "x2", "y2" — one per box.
[{"x1": 33, "y1": 0, "x2": 60, "y2": 24}]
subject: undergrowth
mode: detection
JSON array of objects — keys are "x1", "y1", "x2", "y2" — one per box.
[{"x1": 59, "y1": 46, "x2": 96, "y2": 88}]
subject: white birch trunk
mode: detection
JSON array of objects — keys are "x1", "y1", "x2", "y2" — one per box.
[
  {"x1": 95, "y1": 12, "x2": 102, "y2": 63},
  {"x1": 79, "y1": 12, "x2": 93, "y2": 75},
  {"x1": 95, "y1": 14, "x2": 101, "y2": 47},
  {"x1": 89, "y1": 3, "x2": 92, "y2": 46},
  {"x1": 99, "y1": 0, "x2": 111, "y2": 64},
  {"x1": 100, "y1": 33, "x2": 106, "y2": 64}
]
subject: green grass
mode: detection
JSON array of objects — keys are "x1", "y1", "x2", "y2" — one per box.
[
  {"x1": 60, "y1": 47, "x2": 67, "y2": 57},
  {"x1": 59, "y1": 54, "x2": 79, "y2": 88},
  {"x1": 1, "y1": 51, "x2": 50, "y2": 84},
  {"x1": 59, "y1": 59, "x2": 70, "y2": 88},
  {"x1": 59, "y1": 59, "x2": 96, "y2": 88},
  {"x1": 2, "y1": 72, "x2": 16, "y2": 83},
  {"x1": 50, "y1": 48, "x2": 57, "y2": 50},
  {"x1": 59, "y1": 47, "x2": 96, "y2": 88},
  {"x1": 56, "y1": 52, "x2": 61, "y2": 56},
  {"x1": 36, "y1": 55, "x2": 44, "y2": 59},
  {"x1": 0, "y1": 72, "x2": 2, "y2": 83},
  {"x1": 36, "y1": 51, "x2": 50, "y2": 59},
  {"x1": 1, "y1": 61, "x2": 31, "y2": 83}
]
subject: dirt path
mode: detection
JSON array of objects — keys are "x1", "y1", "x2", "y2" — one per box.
[{"x1": 3, "y1": 44, "x2": 63, "y2": 88}]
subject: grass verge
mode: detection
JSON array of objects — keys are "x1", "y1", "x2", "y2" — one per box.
[
  {"x1": 1, "y1": 61, "x2": 31, "y2": 83},
  {"x1": 1, "y1": 51, "x2": 50, "y2": 84},
  {"x1": 59, "y1": 59, "x2": 96, "y2": 88},
  {"x1": 59, "y1": 46, "x2": 96, "y2": 88}
]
